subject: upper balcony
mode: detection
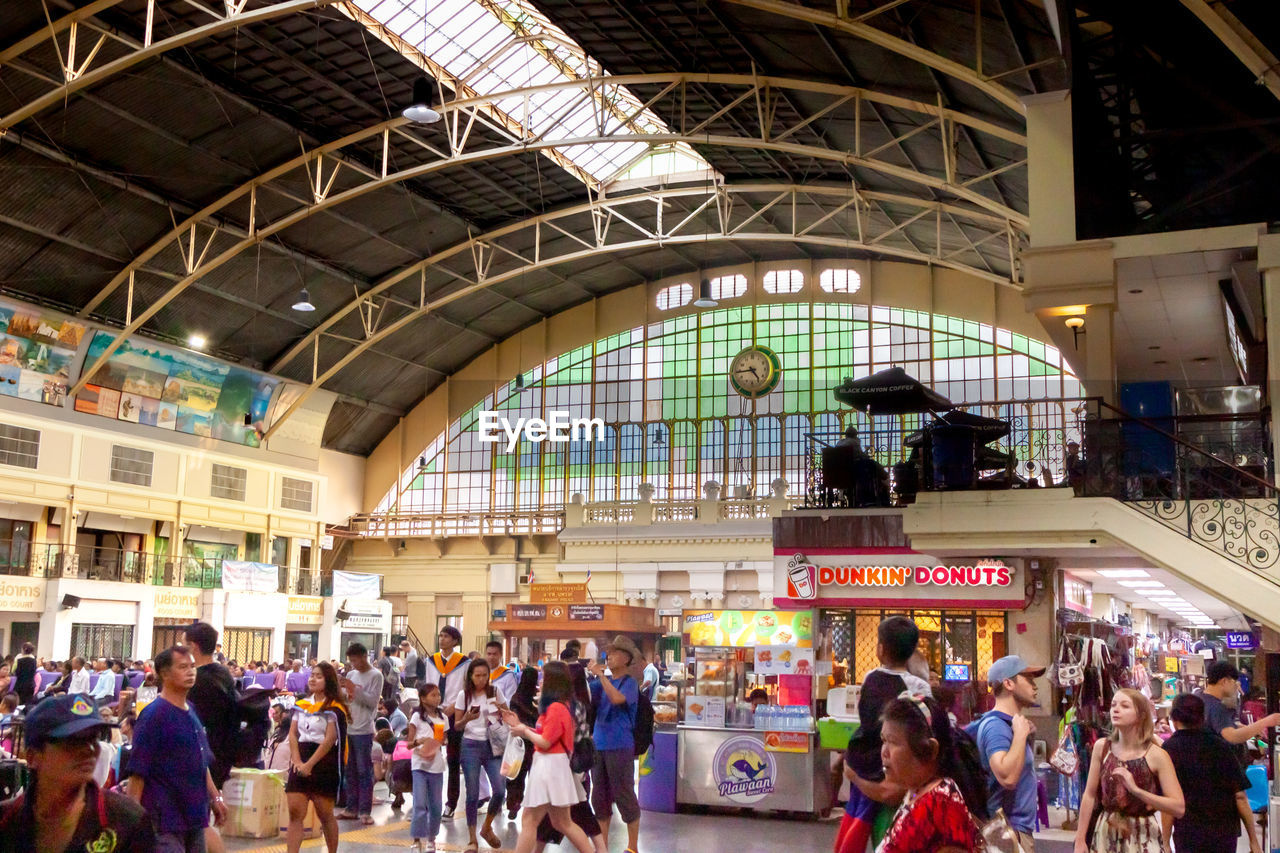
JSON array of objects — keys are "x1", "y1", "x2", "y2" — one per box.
[{"x1": 0, "y1": 542, "x2": 340, "y2": 596}]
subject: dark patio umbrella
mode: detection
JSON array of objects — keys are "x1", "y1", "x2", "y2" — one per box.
[
  {"x1": 939, "y1": 409, "x2": 1011, "y2": 442},
  {"x1": 833, "y1": 367, "x2": 954, "y2": 415}
]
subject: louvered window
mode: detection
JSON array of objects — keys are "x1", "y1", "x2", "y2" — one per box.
[
  {"x1": 211, "y1": 464, "x2": 248, "y2": 501},
  {"x1": 281, "y1": 477, "x2": 314, "y2": 512},
  {"x1": 0, "y1": 424, "x2": 40, "y2": 469},
  {"x1": 109, "y1": 445, "x2": 153, "y2": 487}
]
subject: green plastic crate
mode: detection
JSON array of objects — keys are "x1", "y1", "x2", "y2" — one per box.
[{"x1": 818, "y1": 718, "x2": 858, "y2": 750}]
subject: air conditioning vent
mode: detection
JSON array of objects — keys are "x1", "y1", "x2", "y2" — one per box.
[
  {"x1": 211, "y1": 463, "x2": 248, "y2": 502},
  {"x1": 109, "y1": 445, "x2": 153, "y2": 487},
  {"x1": 281, "y1": 476, "x2": 314, "y2": 512},
  {"x1": 0, "y1": 423, "x2": 40, "y2": 469}
]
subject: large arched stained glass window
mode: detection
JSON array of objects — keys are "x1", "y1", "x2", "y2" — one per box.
[{"x1": 375, "y1": 301, "x2": 1080, "y2": 516}]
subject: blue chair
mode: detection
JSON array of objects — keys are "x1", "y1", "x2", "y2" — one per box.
[
  {"x1": 35, "y1": 670, "x2": 58, "y2": 693},
  {"x1": 1245, "y1": 764, "x2": 1268, "y2": 813},
  {"x1": 127, "y1": 672, "x2": 145, "y2": 689}
]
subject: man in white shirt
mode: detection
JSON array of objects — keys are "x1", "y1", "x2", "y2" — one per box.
[
  {"x1": 400, "y1": 640, "x2": 419, "y2": 688},
  {"x1": 420, "y1": 626, "x2": 468, "y2": 819},
  {"x1": 68, "y1": 656, "x2": 91, "y2": 694},
  {"x1": 484, "y1": 642, "x2": 517, "y2": 701},
  {"x1": 89, "y1": 658, "x2": 117, "y2": 703}
]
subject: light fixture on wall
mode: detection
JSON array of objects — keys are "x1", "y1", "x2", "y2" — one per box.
[
  {"x1": 403, "y1": 77, "x2": 442, "y2": 124},
  {"x1": 292, "y1": 288, "x2": 316, "y2": 312},
  {"x1": 334, "y1": 607, "x2": 352, "y2": 622},
  {"x1": 1064, "y1": 316, "x2": 1085, "y2": 349},
  {"x1": 693, "y1": 277, "x2": 718, "y2": 308}
]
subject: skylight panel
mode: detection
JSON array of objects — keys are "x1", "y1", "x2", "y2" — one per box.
[{"x1": 349, "y1": 0, "x2": 712, "y2": 185}]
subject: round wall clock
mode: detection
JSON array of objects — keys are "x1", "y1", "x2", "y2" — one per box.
[{"x1": 729, "y1": 345, "x2": 782, "y2": 398}]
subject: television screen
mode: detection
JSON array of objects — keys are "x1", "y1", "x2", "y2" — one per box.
[{"x1": 944, "y1": 663, "x2": 970, "y2": 681}]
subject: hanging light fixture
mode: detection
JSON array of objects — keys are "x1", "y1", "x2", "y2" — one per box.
[
  {"x1": 292, "y1": 288, "x2": 315, "y2": 312},
  {"x1": 693, "y1": 277, "x2": 718, "y2": 308},
  {"x1": 652, "y1": 426, "x2": 665, "y2": 446},
  {"x1": 403, "y1": 77, "x2": 442, "y2": 124},
  {"x1": 515, "y1": 373, "x2": 526, "y2": 392},
  {"x1": 418, "y1": 455, "x2": 427, "y2": 470}
]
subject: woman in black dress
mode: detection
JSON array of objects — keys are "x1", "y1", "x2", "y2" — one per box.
[
  {"x1": 286, "y1": 660, "x2": 348, "y2": 853},
  {"x1": 12, "y1": 643, "x2": 36, "y2": 706}
]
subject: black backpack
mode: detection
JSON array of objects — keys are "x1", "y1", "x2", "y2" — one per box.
[
  {"x1": 633, "y1": 690, "x2": 654, "y2": 757},
  {"x1": 568, "y1": 698, "x2": 596, "y2": 774},
  {"x1": 950, "y1": 724, "x2": 994, "y2": 820},
  {"x1": 232, "y1": 688, "x2": 275, "y2": 767}
]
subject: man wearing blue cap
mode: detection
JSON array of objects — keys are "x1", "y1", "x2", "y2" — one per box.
[
  {"x1": 0, "y1": 693, "x2": 154, "y2": 853},
  {"x1": 977, "y1": 654, "x2": 1046, "y2": 851}
]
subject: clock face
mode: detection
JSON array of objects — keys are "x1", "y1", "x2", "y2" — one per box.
[{"x1": 729, "y1": 345, "x2": 781, "y2": 398}]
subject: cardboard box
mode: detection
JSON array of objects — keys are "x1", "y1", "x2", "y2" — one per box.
[{"x1": 222, "y1": 768, "x2": 285, "y2": 839}]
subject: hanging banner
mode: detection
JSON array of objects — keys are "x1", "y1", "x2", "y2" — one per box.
[
  {"x1": 332, "y1": 570, "x2": 380, "y2": 600},
  {"x1": 221, "y1": 561, "x2": 278, "y2": 593}
]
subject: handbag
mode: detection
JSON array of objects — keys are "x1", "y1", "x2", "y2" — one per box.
[
  {"x1": 979, "y1": 808, "x2": 1029, "y2": 853},
  {"x1": 500, "y1": 735, "x2": 525, "y2": 780},
  {"x1": 485, "y1": 701, "x2": 510, "y2": 757},
  {"x1": 1048, "y1": 733, "x2": 1078, "y2": 776},
  {"x1": 1053, "y1": 636, "x2": 1084, "y2": 688}
]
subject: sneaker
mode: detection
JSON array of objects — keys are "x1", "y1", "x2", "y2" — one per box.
[
  {"x1": 425, "y1": 843, "x2": 436, "y2": 853},
  {"x1": 409, "y1": 843, "x2": 422, "y2": 853},
  {"x1": 442, "y1": 805, "x2": 456, "y2": 820}
]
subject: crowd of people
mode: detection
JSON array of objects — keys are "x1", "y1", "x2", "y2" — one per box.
[
  {"x1": 837, "y1": 615, "x2": 1269, "y2": 853},
  {"x1": 0, "y1": 627, "x2": 652, "y2": 853}
]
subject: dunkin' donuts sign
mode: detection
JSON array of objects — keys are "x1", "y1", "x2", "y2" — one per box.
[{"x1": 780, "y1": 552, "x2": 1019, "y2": 606}]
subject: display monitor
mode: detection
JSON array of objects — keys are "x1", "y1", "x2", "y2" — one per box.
[{"x1": 944, "y1": 663, "x2": 970, "y2": 682}]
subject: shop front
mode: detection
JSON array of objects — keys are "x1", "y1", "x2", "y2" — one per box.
[
  {"x1": 0, "y1": 576, "x2": 45, "y2": 655},
  {"x1": 337, "y1": 599, "x2": 391, "y2": 656},
  {"x1": 488, "y1": 595, "x2": 662, "y2": 664},
  {"x1": 286, "y1": 594, "x2": 323, "y2": 662},
  {"x1": 773, "y1": 549, "x2": 1028, "y2": 727},
  {"x1": 152, "y1": 587, "x2": 203, "y2": 654},
  {"x1": 671, "y1": 607, "x2": 834, "y2": 817}
]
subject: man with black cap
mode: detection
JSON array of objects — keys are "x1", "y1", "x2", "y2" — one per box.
[
  {"x1": 0, "y1": 694, "x2": 154, "y2": 853},
  {"x1": 588, "y1": 635, "x2": 642, "y2": 853},
  {"x1": 977, "y1": 654, "x2": 1046, "y2": 852},
  {"x1": 420, "y1": 625, "x2": 468, "y2": 819}
]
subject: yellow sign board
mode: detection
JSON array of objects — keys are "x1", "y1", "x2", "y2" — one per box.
[
  {"x1": 529, "y1": 583, "x2": 588, "y2": 604},
  {"x1": 154, "y1": 589, "x2": 201, "y2": 619},
  {"x1": 0, "y1": 577, "x2": 45, "y2": 613},
  {"x1": 1164, "y1": 656, "x2": 1180, "y2": 673},
  {"x1": 287, "y1": 595, "x2": 324, "y2": 625},
  {"x1": 683, "y1": 610, "x2": 814, "y2": 648}
]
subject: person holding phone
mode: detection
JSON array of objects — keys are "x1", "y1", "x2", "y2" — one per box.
[{"x1": 453, "y1": 659, "x2": 510, "y2": 851}]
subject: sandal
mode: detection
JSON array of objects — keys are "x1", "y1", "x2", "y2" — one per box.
[
  {"x1": 480, "y1": 828, "x2": 502, "y2": 848},
  {"x1": 359, "y1": 815, "x2": 375, "y2": 825}
]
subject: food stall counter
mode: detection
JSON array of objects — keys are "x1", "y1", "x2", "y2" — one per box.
[{"x1": 676, "y1": 725, "x2": 835, "y2": 816}]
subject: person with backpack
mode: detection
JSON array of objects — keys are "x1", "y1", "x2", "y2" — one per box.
[
  {"x1": 977, "y1": 655, "x2": 1046, "y2": 851},
  {"x1": 535, "y1": 664, "x2": 607, "y2": 853},
  {"x1": 587, "y1": 636, "x2": 642, "y2": 853},
  {"x1": 874, "y1": 694, "x2": 983, "y2": 853},
  {"x1": 501, "y1": 662, "x2": 595, "y2": 853},
  {"x1": 837, "y1": 616, "x2": 933, "y2": 853}
]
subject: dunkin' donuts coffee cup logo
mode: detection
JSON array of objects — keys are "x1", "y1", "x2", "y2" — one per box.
[{"x1": 785, "y1": 554, "x2": 816, "y2": 600}]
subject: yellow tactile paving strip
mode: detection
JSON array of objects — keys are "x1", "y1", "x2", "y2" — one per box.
[{"x1": 228, "y1": 822, "x2": 513, "y2": 853}]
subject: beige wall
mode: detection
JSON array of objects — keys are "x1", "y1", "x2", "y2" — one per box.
[{"x1": 362, "y1": 260, "x2": 1055, "y2": 512}]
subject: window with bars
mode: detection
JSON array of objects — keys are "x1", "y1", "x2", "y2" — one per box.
[
  {"x1": 224, "y1": 628, "x2": 272, "y2": 665},
  {"x1": 281, "y1": 477, "x2": 314, "y2": 512},
  {"x1": 819, "y1": 268, "x2": 861, "y2": 294},
  {"x1": 211, "y1": 464, "x2": 248, "y2": 502},
  {"x1": 763, "y1": 269, "x2": 805, "y2": 294},
  {"x1": 656, "y1": 283, "x2": 692, "y2": 310},
  {"x1": 70, "y1": 623, "x2": 135, "y2": 660},
  {"x1": 381, "y1": 297, "x2": 1080, "y2": 517},
  {"x1": 847, "y1": 609, "x2": 1006, "y2": 684},
  {"x1": 0, "y1": 423, "x2": 40, "y2": 469},
  {"x1": 110, "y1": 445, "x2": 153, "y2": 487},
  {"x1": 152, "y1": 623, "x2": 187, "y2": 655}
]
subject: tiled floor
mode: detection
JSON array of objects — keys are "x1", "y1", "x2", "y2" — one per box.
[{"x1": 224, "y1": 782, "x2": 839, "y2": 853}]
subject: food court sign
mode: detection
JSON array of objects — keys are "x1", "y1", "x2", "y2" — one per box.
[{"x1": 774, "y1": 550, "x2": 1024, "y2": 608}]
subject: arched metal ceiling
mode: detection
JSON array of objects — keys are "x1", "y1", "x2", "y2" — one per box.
[{"x1": 0, "y1": 1, "x2": 1086, "y2": 454}]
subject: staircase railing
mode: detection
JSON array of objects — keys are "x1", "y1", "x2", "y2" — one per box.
[{"x1": 1085, "y1": 400, "x2": 1280, "y2": 574}]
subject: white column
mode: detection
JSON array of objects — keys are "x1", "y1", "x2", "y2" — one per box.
[{"x1": 1024, "y1": 91, "x2": 1075, "y2": 248}]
